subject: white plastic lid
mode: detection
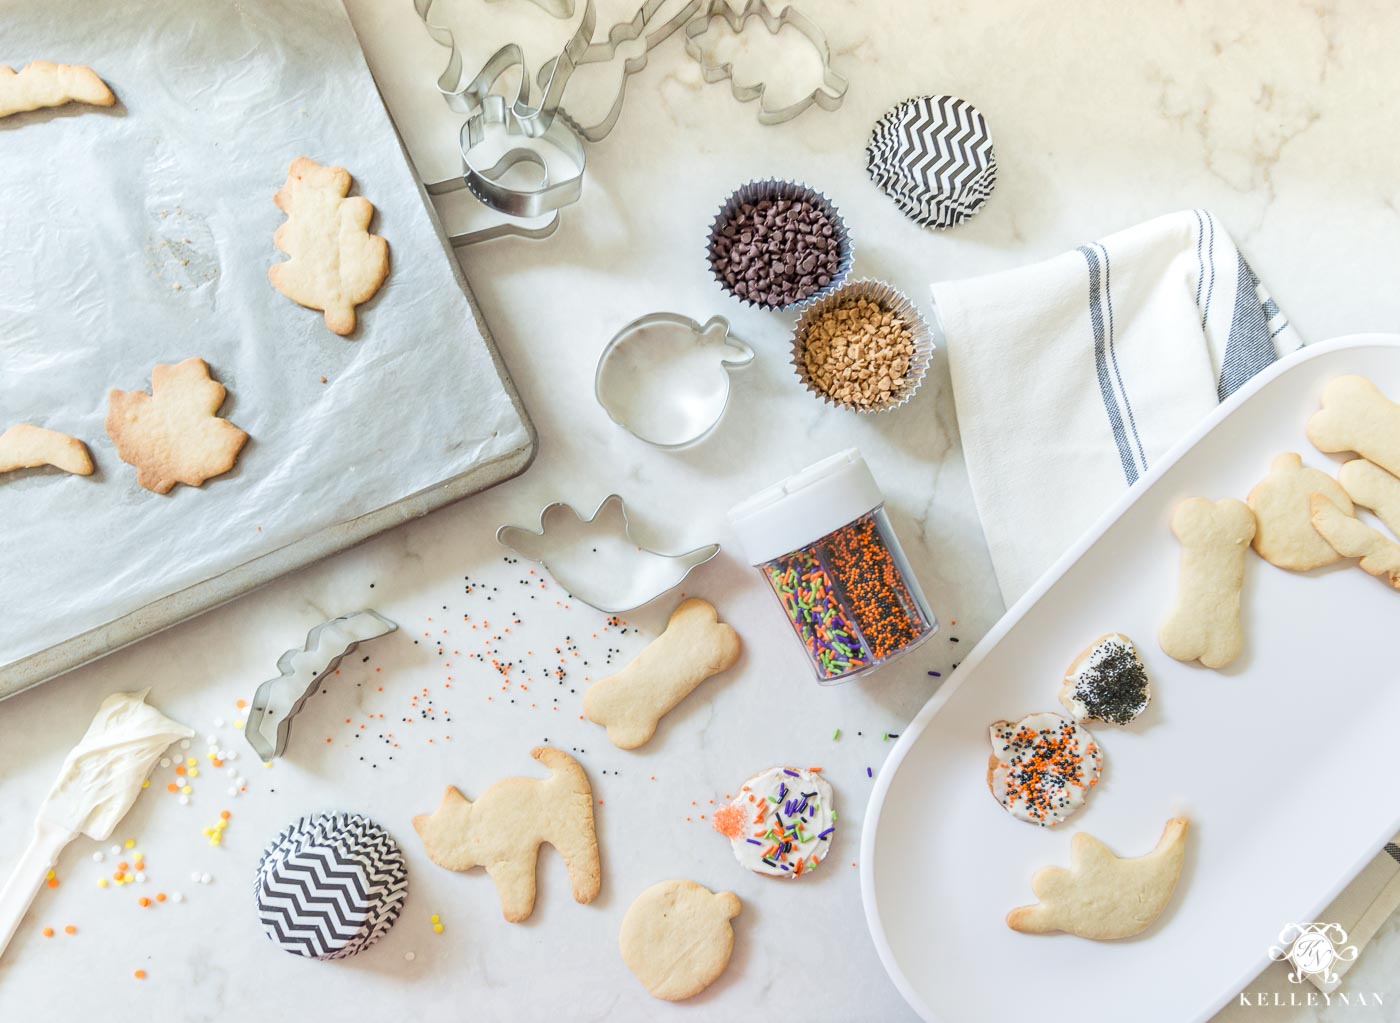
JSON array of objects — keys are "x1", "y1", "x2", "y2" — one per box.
[{"x1": 726, "y1": 448, "x2": 884, "y2": 564}]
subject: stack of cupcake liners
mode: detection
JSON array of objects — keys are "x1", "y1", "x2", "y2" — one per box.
[
  {"x1": 255, "y1": 812, "x2": 408, "y2": 961},
  {"x1": 866, "y1": 95, "x2": 997, "y2": 229}
]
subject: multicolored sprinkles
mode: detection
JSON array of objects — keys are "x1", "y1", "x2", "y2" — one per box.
[
  {"x1": 987, "y1": 712, "x2": 1102, "y2": 827},
  {"x1": 762, "y1": 512, "x2": 932, "y2": 680},
  {"x1": 712, "y1": 766, "x2": 834, "y2": 878}
]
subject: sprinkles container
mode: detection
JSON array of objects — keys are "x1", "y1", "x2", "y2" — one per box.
[{"x1": 727, "y1": 449, "x2": 936, "y2": 684}]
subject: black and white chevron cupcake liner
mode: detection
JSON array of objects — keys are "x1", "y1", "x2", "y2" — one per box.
[
  {"x1": 255, "y1": 812, "x2": 408, "y2": 961},
  {"x1": 865, "y1": 95, "x2": 997, "y2": 229}
]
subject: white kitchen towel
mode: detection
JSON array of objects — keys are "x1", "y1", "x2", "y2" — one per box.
[
  {"x1": 935, "y1": 208, "x2": 1301, "y2": 604},
  {"x1": 932, "y1": 208, "x2": 1397, "y2": 992}
]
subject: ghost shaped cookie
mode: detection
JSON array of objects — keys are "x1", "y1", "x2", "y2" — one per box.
[{"x1": 1247, "y1": 452, "x2": 1352, "y2": 571}]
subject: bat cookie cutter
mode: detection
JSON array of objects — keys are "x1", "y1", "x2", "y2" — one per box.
[
  {"x1": 243, "y1": 610, "x2": 398, "y2": 761},
  {"x1": 497, "y1": 494, "x2": 720, "y2": 612},
  {"x1": 683, "y1": 0, "x2": 849, "y2": 125}
]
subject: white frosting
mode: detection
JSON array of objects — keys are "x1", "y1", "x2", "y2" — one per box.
[
  {"x1": 716, "y1": 767, "x2": 834, "y2": 878},
  {"x1": 41, "y1": 689, "x2": 193, "y2": 839},
  {"x1": 988, "y1": 712, "x2": 1102, "y2": 827}
]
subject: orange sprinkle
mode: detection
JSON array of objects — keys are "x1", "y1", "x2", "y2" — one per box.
[
  {"x1": 235, "y1": 699, "x2": 247, "y2": 708},
  {"x1": 167, "y1": 783, "x2": 178, "y2": 792},
  {"x1": 137, "y1": 897, "x2": 151, "y2": 908},
  {"x1": 41, "y1": 927, "x2": 53, "y2": 938},
  {"x1": 219, "y1": 810, "x2": 231, "y2": 820},
  {"x1": 63, "y1": 925, "x2": 76, "y2": 935},
  {"x1": 155, "y1": 893, "x2": 166, "y2": 903},
  {"x1": 133, "y1": 970, "x2": 146, "y2": 980},
  {"x1": 46, "y1": 877, "x2": 59, "y2": 889},
  {"x1": 174, "y1": 765, "x2": 186, "y2": 776}
]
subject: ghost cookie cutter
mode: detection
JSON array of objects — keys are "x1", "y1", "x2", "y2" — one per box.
[
  {"x1": 595, "y1": 312, "x2": 752, "y2": 448},
  {"x1": 497, "y1": 494, "x2": 720, "y2": 612},
  {"x1": 243, "y1": 610, "x2": 398, "y2": 761},
  {"x1": 683, "y1": 0, "x2": 848, "y2": 124}
]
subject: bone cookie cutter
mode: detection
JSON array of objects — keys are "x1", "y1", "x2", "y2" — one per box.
[
  {"x1": 497, "y1": 494, "x2": 720, "y2": 612},
  {"x1": 243, "y1": 611, "x2": 398, "y2": 761},
  {"x1": 683, "y1": 0, "x2": 849, "y2": 125},
  {"x1": 595, "y1": 312, "x2": 752, "y2": 448}
]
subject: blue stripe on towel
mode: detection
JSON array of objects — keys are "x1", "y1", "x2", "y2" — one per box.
[
  {"x1": 1193, "y1": 209, "x2": 1206, "y2": 316},
  {"x1": 1386, "y1": 843, "x2": 1400, "y2": 864},
  {"x1": 1098, "y1": 243, "x2": 1148, "y2": 470},
  {"x1": 1079, "y1": 245, "x2": 1139, "y2": 485},
  {"x1": 1201, "y1": 210, "x2": 1218, "y2": 327},
  {"x1": 1217, "y1": 254, "x2": 1278, "y2": 401}
]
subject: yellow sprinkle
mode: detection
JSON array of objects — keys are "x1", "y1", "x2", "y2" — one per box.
[
  {"x1": 186, "y1": 758, "x2": 196, "y2": 767},
  {"x1": 124, "y1": 839, "x2": 135, "y2": 849},
  {"x1": 142, "y1": 779, "x2": 150, "y2": 789},
  {"x1": 188, "y1": 768, "x2": 199, "y2": 778},
  {"x1": 234, "y1": 720, "x2": 244, "y2": 729},
  {"x1": 263, "y1": 762, "x2": 272, "y2": 768},
  {"x1": 46, "y1": 871, "x2": 54, "y2": 880},
  {"x1": 429, "y1": 915, "x2": 440, "y2": 924},
  {"x1": 432, "y1": 923, "x2": 444, "y2": 934},
  {"x1": 181, "y1": 786, "x2": 192, "y2": 795},
  {"x1": 97, "y1": 878, "x2": 108, "y2": 888}
]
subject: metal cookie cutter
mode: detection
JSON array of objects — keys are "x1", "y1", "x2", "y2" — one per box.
[
  {"x1": 497, "y1": 494, "x2": 720, "y2": 612},
  {"x1": 595, "y1": 312, "x2": 752, "y2": 448},
  {"x1": 243, "y1": 610, "x2": 398, "y2": 761},
  {"x1": 683, "y1": 0, "x2": 849, "y2": 125}
]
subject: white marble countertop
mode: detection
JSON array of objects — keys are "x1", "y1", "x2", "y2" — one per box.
[{"x1": 2, "y1": 0, "x2": 1398, "y2": 1020}]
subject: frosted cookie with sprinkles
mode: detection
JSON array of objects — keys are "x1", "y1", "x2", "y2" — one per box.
[
  {"x1": 1059, "y1": 633, "x2": 1151, "y2": 726},
  {"x1": 711, "y1": 766, "x2": 833, "y2": 878},
  {"x1": 987, "y1": 713, "x2": 1102, "y2": 827}
]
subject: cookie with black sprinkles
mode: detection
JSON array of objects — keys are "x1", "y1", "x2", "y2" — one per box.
[{"x1": 1059, "y1": 633, "x2": 1151, "y2": 726}]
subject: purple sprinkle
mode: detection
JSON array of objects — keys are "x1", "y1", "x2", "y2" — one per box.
[
  {"x1": 866, "y1": 766, "x2": 873, "y2": 778},
  {"x1": 746, "y1": 838, "x2": 763, "y2": 846},
  {"x1": 818, "y1": 827, "x2": 834, "y2": 839},
  {"x1": 927, "y1": 670, "x2": 941, "y2": 677},
  {"x1": 783, "y1": 769, "x2": 800, "y2": 778}
]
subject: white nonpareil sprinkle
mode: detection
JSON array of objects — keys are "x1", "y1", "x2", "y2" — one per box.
[
  {"x1": 172, "y1": 892, "x2": 185, "y2": 903},
  {"x1": 200, "y1": 873, "x2": 212, "y2": 885},
  {"x1": 109, "y1": 845, "x2": 121, "y2": 856},
  {"x1": 213, "y1": 717, "x2": 225, "y2": 727},
  {"x1": 204, "y1": 734, "x2": 217, "y2": 745},
  {"x1": 159, "y1": 758, "x2": 171, "y2": 769},
  {"x1": 92, "y1": 852, "x2": 104, "y2": 863},
  {"x1": 226, "y1": 750, "x2": 238, "y2": 761},
  {"x1": 135, "y1": 872, "x2": 147, "y2": 883},
  {"x1": 178, "y1": 795, "x2": 190, "y2": 806},
  {"x1": 191, "y1": 871, "x2": 201, "y2": 883},
  {"x1": 404, "y1": 952, "x2": 416, "y2": 962},
  {"x1": 227, "y1": 787, "x2": 237, "y2": 797},
  {"x1": 179, "y1": 739, "x2": 191, "y2": 749},
  {"x1": 226, "y1": 768, "x2": 238, "y2": 778}
]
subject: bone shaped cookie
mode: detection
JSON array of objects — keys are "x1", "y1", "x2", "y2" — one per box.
[
  {"x1": 1159, "y1": 498, "x2": 1255, "y2": 668},
  {"x1": 1310, "y1": 493, "x2": 1400, "y2": 590},
  {"x1": 1006, "y1": 817, "x2": 1188, "y2": 940},
  {"x1": 413, "y1": 746, "x2": 600, "y2": 923},
  {"x1": 584, "y1": 598, "x2": 740, "y2": 750},
  {"x1": 1306, "y1": 375, "x2": 1400, "y2": 479}
]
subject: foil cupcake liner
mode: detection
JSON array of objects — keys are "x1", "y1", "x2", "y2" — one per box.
[
  {"x1": 790, "y1": 278, "x2": 935, "y2": 414},
  {"x1": 705, "y1": 178, "x2": 854, "y2": 312}
]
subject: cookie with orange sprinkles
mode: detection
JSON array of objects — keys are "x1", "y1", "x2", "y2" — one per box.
[
  {"x1": 712, "y1": 766, "x2": 833, "y2": 878},
  {"x1": 987, "y1": 712, "x2": 1102, "y2": 827}
]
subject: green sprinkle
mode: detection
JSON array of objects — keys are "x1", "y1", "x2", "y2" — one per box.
[{"x1": 832, "y1": 728, "x2": 841, "y2": 741}]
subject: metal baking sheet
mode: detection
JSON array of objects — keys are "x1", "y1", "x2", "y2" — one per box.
[{"x1": 0, "y1": 0, "x2": 536, "y2": 697}]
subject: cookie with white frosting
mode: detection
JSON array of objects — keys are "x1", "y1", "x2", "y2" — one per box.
[
  {"x1": 1059, "y1": 633, "x2": 1151, "y2": 725},
  {"x1": 711, "y1": 766, "x2": 833, "y2": 878},
  {"x1": 987, "y1": 713, "x2": 1102, "y2": 827}
]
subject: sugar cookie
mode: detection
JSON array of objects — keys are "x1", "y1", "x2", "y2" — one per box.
[
  {"x1": 1338, "y1": 459, "x2": 1400, "y2": 537},
  {"x1": 106, "y1": 357, "x2": 248, "y2": 493},
  {"x1": 711, "y1": 767, "x2": 832, "y2": 878},
  {"x1": 1006, "y1": 817, "x2": 1188, "y2": 939},
  {"x1": 1158, "y1": 497, "x2": 1255, "y2": 668},
  {"x1": 0, "y1": 424, "x2": 93, "y2": 476},
  {"x1": 0, "y1": 61, "x2": 114, "y2": 119},
  {"x1": 1306, "y1": 375, "x2": 1400, "y2": 479},
  {"x1": 1059, "y1": 633, "x2": 1150, "y2": 726},
  {"x1": 620, "y1": 880, "x2": 741, "y2": 1001},
  {"x1": 1310, "y1": 494, "x2": 1400, "y2": 590},
  {"x1": 269, "y1": 157, "x2": 389, "y2": 336},
  {"x1": 1247, "y1": 452, "x2": 1352, "y2": 570},
  {"x1": 987, "y1": 713, "x2": 1102, "y2": 827},
  {"x1": 584, "y1": 598, "x2": 740, "y2": 750},
  {"x1": 412, "y1": 746, "x2": 600, "y2": 923}
]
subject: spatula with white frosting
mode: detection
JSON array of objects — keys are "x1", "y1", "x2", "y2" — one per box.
[{"x1": 0, "y1": 689, "x2": 192, "y2": 960}]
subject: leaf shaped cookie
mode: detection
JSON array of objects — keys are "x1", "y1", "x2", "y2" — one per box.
[
  {"x1": 269, "y1": 157, "x2": 389, "y2": 336},
  {"x1": 106, "y1": 358, "x2": 248, "y2": 494}
]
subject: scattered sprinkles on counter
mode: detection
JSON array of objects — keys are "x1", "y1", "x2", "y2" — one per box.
[
  {"x1": 987, "y1": 712, "x2": 1103, "y2": 827},
  {"x1": 713, "y1": 767, "x2": 835, "y2": 878}
]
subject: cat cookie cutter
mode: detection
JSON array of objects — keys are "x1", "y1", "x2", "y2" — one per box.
[
  {"x1": 683, "y1": 0, "x2": 849, "y2": 125},
  {"x1": 243, "y1": 610, "x2": 398, "y2": 761},
  {"x1": 497, "y1": 494, "x2": 720, "y2": 612}
]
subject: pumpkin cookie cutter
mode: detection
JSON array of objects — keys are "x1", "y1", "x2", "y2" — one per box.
[
  {"x1": 594, "y1": 312, "x2": 752, "y2": 448},
  {"x1": 243, "y1": 610, "x2": 398, "y2": 761},
  {"x1": 683, "y1": 0, "x2": 849, "y2": 125},
  {"x1": 497, "y1": 494, "x2": 720, "y2": 612}
]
